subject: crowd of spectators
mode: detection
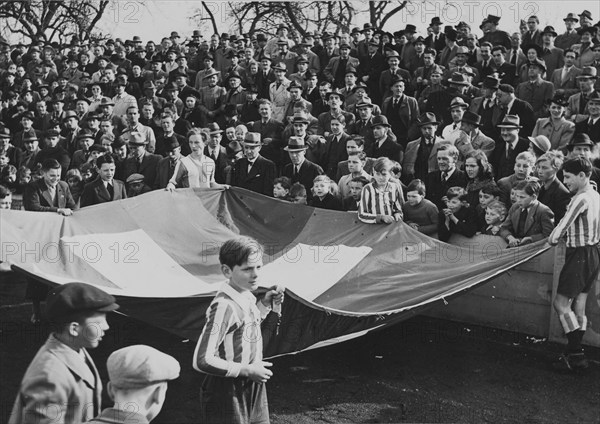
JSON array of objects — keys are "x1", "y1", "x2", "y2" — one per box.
[{"x1": 1, "y1": 11, "x2": 600, "y2": 246}]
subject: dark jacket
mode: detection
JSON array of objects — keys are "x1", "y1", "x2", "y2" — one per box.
[
  {"x1": 231, "y1": 155, "x2": 276, "y2": 196},
  {"x1": 23, "y1": 179, "x2": 76, "y2": 212},
  {"x1": 80, "y1": 178, "x2": 127, "y2": 207}
]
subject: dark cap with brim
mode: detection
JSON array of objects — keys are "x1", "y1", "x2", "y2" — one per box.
[{"x1": 46, "y1": 282, "x2": 119, "y2": 321}]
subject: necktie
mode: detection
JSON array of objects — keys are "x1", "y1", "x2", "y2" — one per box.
[
  {"x1": 510, "y1": 50, "x2": 517, "y2": 65},
  {"x1": 107, "y1": 183, "x2": 114, "y2": 198},
  {"x1": 506, "y1": 143, "x2": 513, "y2": 159},
  {"x1": 517, "y1": 208, "x2": 528, "y2": 236},
  {"x1": 294, "y1": 165, "x2": 299, "y2": 176},
  {"x1": 442, "y1": 171, "x2": 448, "y2": 181},
  {"x1": 48, "y1": 186, "x2": 56, "y2": 205}
]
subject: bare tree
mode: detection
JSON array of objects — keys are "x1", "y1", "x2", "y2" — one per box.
[
  {"x1": 368, "y1": 1, "x2": 410, "y2": 29},
  {"x1": 0, "y1": 0, "x2": 111, "y2": 44}
]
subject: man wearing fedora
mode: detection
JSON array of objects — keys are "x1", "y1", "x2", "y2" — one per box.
[
  {"x1": 515, "y1": 58, "x2": 554, "y2": 119},
  {"x1": 282, "y1": 80, "x2": 311, "y2": 123},
  {"x1": 490, "y1": 115, "x2": 530, "y2": 180},
  {"x1": 381, "y1": 76, "x2": 419, "y2": 147},
  {"x1": 282, "y1": 106, "x2": 318, "y2": 145},
  {"x1": 573, "y1": 26, "x2": 598, "y2": 68},
  {"x1": 566, "y1": 66, "x2": 598, "y2": 122},
  {"x1": 455, "y1": 110, "x2": 496, "y2": 166},
  {"x1": 231, "y1": 132, "x2": 276, "y2": 196},
  {"x1": 496, "y1": 83, "x2": 535, "y2": 136},
  {"x1": 561, "y1": 133, "x2": 600, "y2": 186},
  {"x1": 256, "y1": 56, "x2": 276, "y2": 101},
  {"x1": 357, "y1": 39, "x2": 385, "y2": 103},
  {"x1": 24, "y1": 158, "x2": 76, "y2": 214},
  {"x1": 425, "y1": 17, "x2": 446, "y2": 55},
  {"x1": 269, "y1": 62, "x2": 292, "y2": 122},
  {"x1": 403, "y1": 112, "x2": 445, "y2": 182},
  {"x1": 323, "y1": 43, "x2": 360, "y2": 89},
  {"x1": 550, "y1": 48, "x2": 583, "y2": 98},
  {"x1": 213, "y1": 33, "x2": 234, "y2": 76},
  {"x1": 204, "y1": 122, "x2": 229, "y2": 184},
  {"x1": 122, "y1": 131, "x2": 161, "y2": 188},
  {"x1": 193, "y1": 53, "x2": 221, "y2": 90},
  {"x1": 539, "y1": 26, "x2": 565, "y2": 78},
  {"x1": 379, "y1": 51, "x2": 412, "y2": 100},
  {"x1": 80, "y1": 153, "x2": 127, "y2": 207},
  {"x1": 556, "y1": 13, "x2": 582, "y2": 50},
  {"x1": 357, "y1": 23, "x2": 375, "y2": 60},
  {"x1": 318, "y1": 34, "x2": 340, "y2": 76},
  {"x1": 574, "y1": 91, "x2": 600, "y2": 144},
  {"x1": 12, "y1": 111, "x2": 41, "y2": 150},
  {"x1": 282, "y1": 136, "x2": 323, "y2": 200},
  {"x1": 274, "y1": 39, "x2": 298, "y2": 75},
  {"x1": 155, "y1": 135, "x2": 182, "y2": 189},
  {"x1": 199, "y1": 69, "x2": 226, "y2": 126},
  {"x1": 438, "y1": 27, "x2": 459, "y2": 69},
  {"x1": 425, "y1": 73, "x2": 471, "y2": 128},
  {"x1": 223, "y1": 71, "x2": 247, "y2": 110},
  {"x1": 441, "y1": 97, "x2": 468, "y2": 143},
  {"x1": 317, "y1": 88, "x2": 355, "y2": 136},
  {"x1": 251, "y1": 99, "x2": 285, "y2": 169},
  {"x1": 479, "y1": 15, "x2": 511, "y2": 49}
]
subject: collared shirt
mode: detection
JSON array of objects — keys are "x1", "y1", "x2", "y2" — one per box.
[
  {"x1": 193, "y1": 282, "x2": 271, "y2": 378},
  {"x1": 358, "y1": 181, "x2": 404, "y2": 224},
  {"x1": 550, "y1": 186, "x2": 600, "y2": 247}
]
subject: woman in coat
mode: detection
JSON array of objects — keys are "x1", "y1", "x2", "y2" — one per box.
[{"x1": 531, "y1": 95, "x2": 574, "y2": 151}]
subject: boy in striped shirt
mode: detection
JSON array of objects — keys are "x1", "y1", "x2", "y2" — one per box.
[
  {"x1": 548, "y1": 158, "x2": 600, "y2": 372},
  {"x1": 193, "y1": 237, "x2": 284, "y2": 423},
  {"x1": 358, "y1": 157, "x2": 403, "y2": 224}
]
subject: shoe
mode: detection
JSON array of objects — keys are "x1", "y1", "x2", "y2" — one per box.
[{"x1": 552, "y1": 353, "x2": 589, "y2": 372}]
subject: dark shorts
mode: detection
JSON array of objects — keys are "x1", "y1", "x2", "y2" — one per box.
[
  {"x1": 557, "y1": 245, "x2": 600, "y2": 298},
  {"x1": 200, "y1": 375, "x2": 269, "y2": 424}
]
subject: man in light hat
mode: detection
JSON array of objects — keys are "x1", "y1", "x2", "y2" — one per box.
[
  {"x1": 231, "y1": 132, "x2": 276, "y2": 195},
  {"x1": 282, "y1": 136, "x2": 324, "y2": 199},
  {"x1": 379, "y1": 50, "x2": 412, "y2": 100},
  {"x1": 274, "y1": 38, "x2": 298, "y2": 74},
  {"x1": 556, "y1": 13, "x2": 582, "y2": 51},
  {"x1": 86, "y1": 345, "x2": 180, "y2": 423},
  {"x1": 491, "y1": 114, "x2": 530, "y2": 179},
  {"x1": 122, "y1": 131, "x2": 161, "y2": 188},
  {"x1": 80, "y1": 153, "x2": 127, "y2": 207},
  {"x1": 9, "y1": 282, "x2": 118, "y2": 424},
  {"x1": 112, "y1": 78, "x2": 137, "y2": 117},
  {"x1": 317, "y1": 88, "x2": 355, "y2": 136},
  {"x1": 515, "y1": 58, "x2": 554, "y2": 119},
  {"x1": 199, "y1": 68, "x2": 227, "y2": 126},
  {"x1": 269, "y1": 62, "x2": 292, "y2": 122},
  {"x1": 566, "y1": 66, "x2": 598, "y2": 122},
  {"x1": 442, "y1": 97, "x2": 468, "y2": 142},
  {"x1": 445, "y1": 45, "x2": 480, "y2": 85}
]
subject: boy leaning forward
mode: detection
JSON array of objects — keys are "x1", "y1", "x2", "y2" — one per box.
[{"x1": 193, "y1": 236, "x2": 285, "y2": 423}]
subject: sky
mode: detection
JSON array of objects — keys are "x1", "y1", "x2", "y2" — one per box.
[{"x1": 98, "y1": 0, "x2": 600, "y2": 43}]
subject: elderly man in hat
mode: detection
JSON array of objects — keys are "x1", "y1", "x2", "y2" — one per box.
[
  {"x1": 566, "y1": 66, "x2": 598, "y2": 122},
  {"x1": 480, "y1": 14, "x2": 512, "y2": 49},
  {"x1": 155, "y1": 135, "x2": 182, "y2": 189},
  {"x1": 402, "y1": 112, "x2": 445, "y2": 182},
  {"x1": 490, "y1": 115, "x2": 530, "y2": 179},
  {"x1": 80, "y1": 152, "x2": 127, "y2": 207},
  {"x1": 231, "y1": 131, "x2": 276, "y2": 196},
  {"x1": 516, "y1": 58, "x2": 554, "y2": 119},
  {"x1": 86, "y1": 345, "x2": 180, "y2": 423},
  {"x1": 122, "y1": 131, "x2": 161, "y2": 188},
  {"x1": 9, "y1": 283, "x2": 118, "y2": 424},
  {"x1": 574, "y1": 91, "x2": 600, "y2": 143},
  {"x1": 282, "y1": 136, "x2": 323, "y2": 200}
]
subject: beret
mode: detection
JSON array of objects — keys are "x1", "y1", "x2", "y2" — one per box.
[
  {"x1": 46, "y1": 282, "x2": 119, "y2": 321},
  {"x1": 107, "y1": 345, "x2": 180, "y2": 389}
]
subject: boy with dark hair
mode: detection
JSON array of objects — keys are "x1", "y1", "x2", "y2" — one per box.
[
  {"x1": 193, "y1": 237, "x2": 284, "y2": 423},
  {"x1": 438, "y1": 186, "x2": 478, "y2": 242},
  {"x1": 344, "y1": 176, "x2": 369, "y2": 212},
  {"x1": 549, "y1": 157, "x2": 600, "y2": 372},
  {"x1": 402, "y1": 179, "x2": 439, "y2": 236},
  {"x1": 289, "y1": 182, "x2": 307, "y2": 204}
]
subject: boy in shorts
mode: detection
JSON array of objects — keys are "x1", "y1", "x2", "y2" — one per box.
[
  {"x1": 193, "y1": 237, "x2": 284, "y2": 423},
  {"x1": 548, "y1": 158, "x2": 600, "y2": 372}
]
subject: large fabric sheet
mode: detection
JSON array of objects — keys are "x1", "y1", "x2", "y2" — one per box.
[{"x1": 0, "y1": 188, "x2": 549, "y2": 357}]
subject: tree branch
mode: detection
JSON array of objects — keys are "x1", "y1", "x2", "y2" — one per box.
[
  {"x1": 380, "y1": 1, "x2": 408, "y2": 29},
  {"x1": 201, "y1": 1, "x2": 219, "y2": 35}
]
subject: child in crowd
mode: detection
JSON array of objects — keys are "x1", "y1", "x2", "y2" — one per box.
[
  {"x1": 309, "y1": 175, "x2": 342, "y2": 210},
  {"x1": 476, "y1": 182, "x2": 502, "y2": 232},
  {"x1": 273, "y1": 176, "x2": 291, "y2": 200},
  {"x1": 66, "y1": 169, "x2": 84, "y2": 205},
  {"x1": 358, "y1": 157, "x2": 403, "y2": 224},
  {"x1": 126, "y1": 173, "x2": 152, "y2": 197},
  {"x1": 80, "y1": 162, "x2": 97, "y2": 184},
  {"x1": 438, "y1": 186, "x2": 478, "y2": 242},
  {"x1": 14, "y1": 166, "x2": 31, "y2": 195},
  {"x1": 338, "y1": 151, "x2": 370, "y2": 199},
  {"x1": 500, "y1": 180, "x2": 555, "y2": 247},
  {"x1": 344, "y1": 176, "x2": 369, "y2": 212},
  {"x1": 1, "y1": 164, "x2": 17, "y2": 190},
  {"x1": 193, "y1": 236, "x2": 284, "y2": 424},
  {"x1": 0, "y1": 184, "x2": 12, "y2": 209},
  {"x1": 402, "y1": 179, "x2": 439, "y2": 236},
  {"x1": 289, "y1": 182, "x2": 307, "y2": 205},
  {"x1": 497, "y1": 151, "x2": 535, "y2": 205},
  {"x1": 480, "y1": 200, "x2": 507, "y2": 236}
]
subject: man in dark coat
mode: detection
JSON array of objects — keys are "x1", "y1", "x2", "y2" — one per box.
[
  {"x1": 80, "y1": 153, "x2": 127, "y2": 207},
  {"x1": 281, "y1": 136, "x2": 323, "y2": 200},
  {"x1": 490, "y1": 115, "x2": 529, "y2": 180},
  {"x1": 231, "y1": 132, "x2": 276, "y2": 196}
]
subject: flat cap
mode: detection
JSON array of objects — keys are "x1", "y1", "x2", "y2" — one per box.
[
  {"x1": 126, "y1": 173, "x2": 145, "y2": 183},
  {"x1": 108, "y1": 345, "x2": 180, "y2": 389},
  {"x1": 46, "y1": 282, "x2": 119, "y2": 321}
]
